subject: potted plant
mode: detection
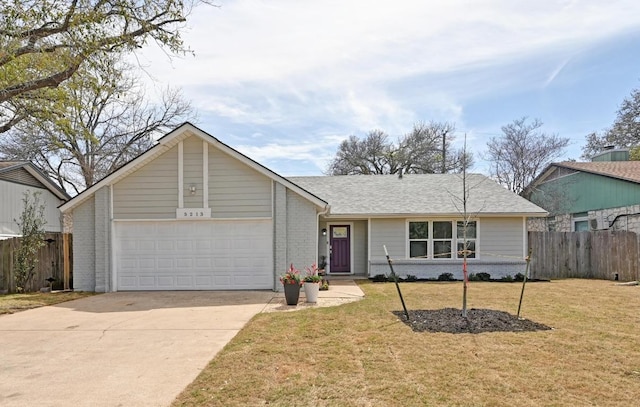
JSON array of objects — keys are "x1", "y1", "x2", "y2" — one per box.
[
  {"x1": 302, "y1": 263, "x2": 322, "y2": 303},
  {"x1": 318, "y1": 255, "x2": 327, "y2": 275},
  {"x1": 280, "y1": 264, "x2": 301, "y2": 305},
  {"x1": 318, "y1": 256, "x2": 329, "y2": 290}
]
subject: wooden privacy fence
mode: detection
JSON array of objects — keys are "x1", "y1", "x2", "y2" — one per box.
[
  {"x1": 0, "y1": 232, "x2": 72, "y2": 293},
  {"x1": 528, "y1": 231, "x2": 639, "y2": 281}
]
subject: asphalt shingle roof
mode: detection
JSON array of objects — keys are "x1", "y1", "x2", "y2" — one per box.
[
  {"x1": 554, "y1": 161, "x2": 640, "y2": 184},
  {"x1": 289, "y1": 173, "x2": 547, "y2": 216}
]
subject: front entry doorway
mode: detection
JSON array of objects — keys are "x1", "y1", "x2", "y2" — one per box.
[{"x1": 329, "y1": 225, "x2": 351, "y2": 273}]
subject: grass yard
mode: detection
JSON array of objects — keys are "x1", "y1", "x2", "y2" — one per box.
[
  {"x1": 173, "y1": 279, "x2": 640, "y2": 407},
  {"x1": 0, "y1": 291, "x2": 95, "y2": 315}
]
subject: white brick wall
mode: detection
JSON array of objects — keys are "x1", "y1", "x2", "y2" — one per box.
[
  {"x1": 94, "y1": 187, "x2": 111, "y2": 292},
  {"x1": 71, "y1": 197, "x2": 96, "y2": 291},
  {"x1": 273, "y1": 182, "x2": 287, "y2": 290},
  {"x1": 370, "y1": 260, "x2": 526, "y2": 280},
  {"x1": 286, "y1": 189, "x2": 317, "y2": 272}
]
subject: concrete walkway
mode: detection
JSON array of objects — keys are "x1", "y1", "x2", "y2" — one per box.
[
  {"x1": 0, "y1": 282, "x2": 365, "y2": 407},
  {"x1": 0, "y1": 291, "x2": 274, "y2": 407},
  {"x1": 264, "y1": 279, "x2": 365, "y2": 312}
]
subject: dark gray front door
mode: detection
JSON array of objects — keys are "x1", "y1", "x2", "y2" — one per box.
[{"x1": 330, "y1": 225, "x2": 350, "y2": 273}]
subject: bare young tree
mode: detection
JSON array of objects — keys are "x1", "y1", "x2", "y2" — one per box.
[
  {"x1": 327, "y1": 121, "x2": 473, "y2": 175},
  {"x1": 486, "y1": 117, "x2": 569, "y2": 194},
  {"x1": 0, "y1": 0, "x2": 212, "y2": 133},
  {"x1": 0, "y1": 55, "x2": 195, "y2": 193}
]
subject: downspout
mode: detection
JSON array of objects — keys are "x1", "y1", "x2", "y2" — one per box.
[{"x1": 316, "y1": 205, "x2": 331, "y2": 264}]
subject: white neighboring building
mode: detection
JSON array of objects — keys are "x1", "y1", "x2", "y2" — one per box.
[{"x1": 0, "y1": 161, "x2": 70, "y2": 239}]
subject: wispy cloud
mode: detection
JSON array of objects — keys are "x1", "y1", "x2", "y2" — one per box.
[{"x1": 133, "y1": 0, "x2": 640, "y2": 174}]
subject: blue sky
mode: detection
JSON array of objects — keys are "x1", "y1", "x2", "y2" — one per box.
[{"x1": 136, "y1": 0, "x2": 640, "y2": 176}]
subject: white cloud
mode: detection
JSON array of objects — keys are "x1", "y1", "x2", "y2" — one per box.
[{"x1": 132, "y1": 0, "x2": 640, "y2": 174}]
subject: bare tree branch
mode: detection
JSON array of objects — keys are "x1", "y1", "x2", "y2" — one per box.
[{"x1": 485, "y1": 117, "x2": 569, "y2": 194}]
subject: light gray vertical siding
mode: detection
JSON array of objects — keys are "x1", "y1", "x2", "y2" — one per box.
[
  {"x1": 112, "y1": 146, "x2": 178, "y2": 219},
  {"x1": 208, "y1": 146, "x2": 272, "y2": 218},
  {"x1": 285, "y1": 190, "x2": 317, "y2": 272},
  {"x1": 0, "y1": 182, "x2": 64, "y2": 235},
  {"x1": 479, "y1": 217, "x2": 524, "y2": 260},
  {"x1": 370, "y1": 218, "x2": 405, "y2": 261},
  {"x1": 353, "y1": 220, "x2": 368, "y2": 275},
  {"x1": 72, "y1": 196, "x2": 96, "y2": 291},
  {"x1": 183, "y1": 136, "x2": 204, "y2": 208}
]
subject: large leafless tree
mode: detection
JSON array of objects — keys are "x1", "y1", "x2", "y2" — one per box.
[
  {"x1": 327, "y1": 121, "x2": 472, "y2": 175},
  {"x1": 581, "y1": 86, "x2": 640, "y2": 160},
  {"x1": 0, "y1": 55, "x2": 195, "y2": 194},
  {"x1": 485, "y1": 117, "x2": 569, "y2": 195}
]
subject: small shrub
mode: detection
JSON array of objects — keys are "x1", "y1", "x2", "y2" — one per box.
[
  {"x1": 468, "y1": 273, "x2": 479, "y2": 281},
  {"x1": 387, "y1": 274, "x2": 403, "y2": 282},
  {"x1": 371, "y1": 274, "x2": 387, "y2": 282},
  {"x1": 14, "y1": 191, "x2": 47, "y2": 293},
  {"x1": 514, "y1": 273, "x2": 525, "y2": 282},
  {"x1": 437, "y1": 272, "x2": 455, "y2": 281},
  {"x1": 405, "y1": 274, "x2": 418, "y2": 282},
  {"x1": 476, "y1": 272, "x2": 491, "y2": 281},
  {"x1": 500, "y1": 275, "x2": 514, "y2": 282}
]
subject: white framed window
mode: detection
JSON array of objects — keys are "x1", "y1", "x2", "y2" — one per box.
[
  {"x1": 433, "y1": 221, "x2": 453, "y2": 258},
  {"x1": 572, "y1": 212, "x2": 589, "y2": 231},
  {"x1": 456, "y1": 221, "x2": 476, "y2": 258},
  {"x1": 408, "y1": 221, "x2": 429, "y2": 258},
  {"x1": 407, "y1": 220, "x2": 479, "y2": 259}
]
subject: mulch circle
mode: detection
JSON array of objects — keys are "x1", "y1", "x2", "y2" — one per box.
[{"x1": 393, "y1": 308, "x2": 553, "y2": 334}]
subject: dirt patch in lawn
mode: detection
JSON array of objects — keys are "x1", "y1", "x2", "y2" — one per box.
[{"x1": 394, "y1": 307, "x2": 553, "y2": 334}]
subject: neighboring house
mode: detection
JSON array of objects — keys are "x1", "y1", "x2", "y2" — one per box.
[
  {"x1": 525, "y1": 149, "x2": 640, "y2": 233},
  {"x1": 60, "y1": 123, "x2": 547, "y2": 292},
  {"x1": 0, "y1": 161, "x2": 70, "y2": 239}
]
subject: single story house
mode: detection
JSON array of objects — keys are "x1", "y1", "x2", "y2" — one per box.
[
  {"x1": 524, "y1": 148, "x2": 640, "y2": 233},
  {"x1": 60, "y1": 123, "x2": 547, "y2": 292},
  {"x1": 0, "y1": 161, "x2": 70, "y2": 239}
]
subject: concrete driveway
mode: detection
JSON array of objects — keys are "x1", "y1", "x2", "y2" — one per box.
[{"x1": 0, "y1": 291, "x2": 274, "y2": 407}]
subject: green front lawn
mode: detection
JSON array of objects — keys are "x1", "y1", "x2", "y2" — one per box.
[{"x1": 173, "y1": 279, "x2": 640, "y2": 407}]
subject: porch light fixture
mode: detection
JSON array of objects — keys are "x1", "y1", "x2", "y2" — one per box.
[
  {"x1": 322, "y1": 228, "x2": 327, "y2": 236},
  {"x1": 189, "y1": 185, "x2": 197, "y2": 195}
]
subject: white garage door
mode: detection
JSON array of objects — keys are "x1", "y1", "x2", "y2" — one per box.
[{"x1": 114, "y1": 220, "x2": 273, "y2": 290}]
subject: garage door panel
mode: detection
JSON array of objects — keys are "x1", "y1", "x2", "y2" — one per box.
[
  {"x1": 157, "y1": 276, "x2": 175, "y2": 287},
  {"x1": 177, "y1": 276, "x2": 194, "y2": 287},
  {"x1": 139, "y1": 276, "x2": 156, "y2": 287},
  {"x1": 120, "y1": 276, "x2": 137, "y2": 289},
  {"x1": 195, "y1": 275, "x2": 213, "y2": 287},
  {"x1": 115, "y1": 220, "x2": 273, "y2": 290}
]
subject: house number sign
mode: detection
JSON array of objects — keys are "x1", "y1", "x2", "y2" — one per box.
[{"x1": 176, "y1": 208, "x2": 212, "y2": 219}]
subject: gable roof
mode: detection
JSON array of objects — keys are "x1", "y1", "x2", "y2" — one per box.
[
  {"x1": 550, "y1": 161, "x2": 640, "y2": 184},
  {"x1": 525, "y1": 161, "x2": 640, "y2": 196},
  {"x1": 60, "y1": 122, "x2": 327, "y2": 213},
  {"x1": 288, "y1": 173, "x2": 547, "y2": 217},
  {"x1": 0, "y1": 161, "x2": 70, "y2": 200}
]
